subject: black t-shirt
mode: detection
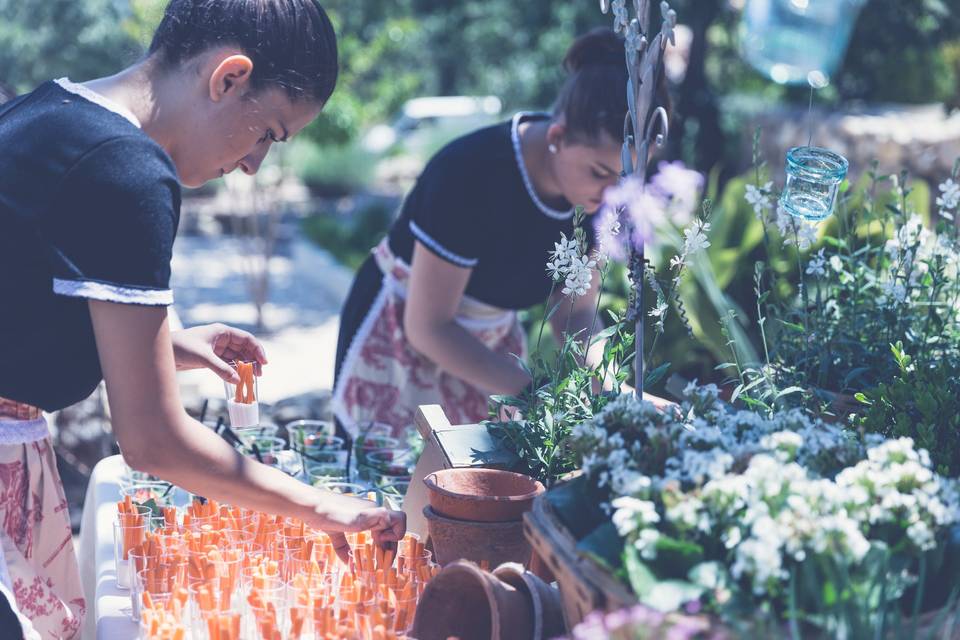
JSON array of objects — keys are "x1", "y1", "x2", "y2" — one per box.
[
  {"x1": 0, "y1": 79, "x2": 181, "y2": 411},
  {"x1": 388, "y1": 112, "x2": 594, "y2": 310}
]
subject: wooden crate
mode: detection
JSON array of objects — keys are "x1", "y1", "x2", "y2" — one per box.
[{"x1": 523, "y1": 491, "x2": 636, "y2": 631}]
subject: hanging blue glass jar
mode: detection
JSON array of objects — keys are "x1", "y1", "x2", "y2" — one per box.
[
  {"x1": 779, "y1": 146, "x2": 848, "y2": 221},
  {"x1": 741, "y1": 0, "x2": 866, "y2": 85}
]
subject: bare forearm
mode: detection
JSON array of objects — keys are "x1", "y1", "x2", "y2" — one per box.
[
  {"x1": 410, "y1": 321, "x2": 530, "y2": 396},
  {"x1": 126, "y1": 413, "x2": 325, "y2": 521}
]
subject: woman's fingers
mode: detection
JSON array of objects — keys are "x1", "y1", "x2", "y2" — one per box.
[
  {"x1": 212, "y1": 325, "x2": 269, "y2": 371},
  {"x1": 326, "y1": 531, "x2": 352, "y2": 564}
]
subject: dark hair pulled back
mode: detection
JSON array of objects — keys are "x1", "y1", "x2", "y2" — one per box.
[
  {"x1": 553, "y1": 28, "x2": 629, "y2": 144},
  {"x1": 148, "y1": 0, "x2": 338, "y2": 104},
  {"x1": 554, "y1": 27, "x2": 671, "y2": 146}
]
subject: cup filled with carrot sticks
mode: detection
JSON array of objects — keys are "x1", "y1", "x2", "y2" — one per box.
[
  {"x1": 225, "y1": 360, "x2": 260, "y2": 428},
  {"x1": 114, "y1": 495, "x2": 155, "y2": 589},
  {"x1": 126, "y1": 486, "x2": 429, "y2": 640},
  {"x1": 139, "y1": 606, "x2": 187, "y2": 640}
]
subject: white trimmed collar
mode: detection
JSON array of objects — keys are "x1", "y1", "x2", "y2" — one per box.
[
  {"x1": 511, "y1": 111, "x2": 574, "y2": 221},
  {"x1": 54, "y1": 78, "x2": 141, "y2": 128}
]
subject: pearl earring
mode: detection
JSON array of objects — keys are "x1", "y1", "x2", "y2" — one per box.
[{"x1": 548, "y1": 144, "x2": 558, "y2": 154}]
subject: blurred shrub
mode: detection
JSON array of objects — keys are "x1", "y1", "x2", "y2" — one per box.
[
  {"x1": 301, "y1": 200, "x2": 394, "y2": 271},
  {"x1": 287, "y1": 139, "x2": 376, "y2": 198}
]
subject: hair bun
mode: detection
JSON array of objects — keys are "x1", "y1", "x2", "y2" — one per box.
[{"x1": 563, "y1": 27, "x2": 625, "y2": 74}]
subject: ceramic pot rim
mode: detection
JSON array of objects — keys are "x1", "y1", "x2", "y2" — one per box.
[{"x1": 425, "y1": 469, "x2": 546, "y2": 504}]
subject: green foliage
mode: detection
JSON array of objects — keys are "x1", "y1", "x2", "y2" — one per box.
[
  {"x1": 0, "y1": 0, "x2": 141, "y2": 93},
  {"x1": 486, "y1": 311, "x2": 635, "y2": 486},
  {"x1": 300, "y1": 200, "x2": 393, "y2": 271},
  {"x1": 853, "y1": 345, "x2": 960, "y2": 478},
  {"x1": 287, "y1": 139, "x2": 376, "y2": 197}
]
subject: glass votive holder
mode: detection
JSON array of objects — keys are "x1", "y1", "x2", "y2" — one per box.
[{"x1": 779, "y1": 146, "x2": 849, "y2": 221}]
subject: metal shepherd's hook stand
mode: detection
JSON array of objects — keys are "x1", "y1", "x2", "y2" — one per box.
[{"x1": 600, "y1": 0, "x2": 676, "y2": 397}]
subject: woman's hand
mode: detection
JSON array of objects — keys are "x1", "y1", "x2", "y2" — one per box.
[
  {"x1": 170, "y1": 323, "x2": 268, "y2": 383},
  {"x1": 309, "y1": 491, "x2": 407, "y2": 562}
]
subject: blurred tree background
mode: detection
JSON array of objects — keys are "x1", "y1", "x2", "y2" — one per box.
[
  {"x1": 4, "y1": 0, "x2": 958, "y2": 164},
  {"x1": 3, "y1": 0, "x2": 958, "y2": 389}
]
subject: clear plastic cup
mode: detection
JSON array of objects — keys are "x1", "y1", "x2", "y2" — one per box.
[
  {"x1": 114, "y1": 506, "x2": 152, "y2": 589},
  {"x1": 225, "y1": 361, "x2": 260, "y2": 429},
  {"x1": 193, "y1": 607, "x2": 243, "y2": 640},
  {"x1": 233, "y1": 424, "x2": 279, "y2": 445},
  {"x1": 286, "y1": 419, "x2": 336, "y2": 450}
]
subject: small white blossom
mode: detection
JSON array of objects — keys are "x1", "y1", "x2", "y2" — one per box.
[
  {"x1": 936, "y1": 178, "x2": 960, "y2": 220},
  {"x1": 611, "y1": 497, "x2": 660, "y2": 538},
  {"x1": 806, "y1": 248, "x2": 827, "y2": 278},
  {"x1": 683, "y1": 220, "x2": 711, "y2": 254},
  {"x1": 562, "y1": 255, "x2": 595, "y2": 297},
  {"x1": 745, "y1": 182, "x2": 774, "y2": 220}
]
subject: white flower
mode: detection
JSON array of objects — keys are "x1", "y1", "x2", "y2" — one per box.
[
  {"x1": 829, "y1": 255, "x2": 844, "y2": 273},
  {"x1": 745, "y1": 182, "x2": 773, "y2": 219},
  {"x1": 635, "y1": 528, "x2": 661, "y2": 560},
  {"x1": 547, "y1": 234, "x2": 579, "y2": 282},
  {"x1": 562, "y1": 254, "x2": 596, "y2": 297},
  {"x1": 880, "y1": 279, "x2": 908, "y2": 305},
  {"x1": 611, "y1": 497, "x2": 660, "y2": 537},
  {"x1": 683, "y1": 220, "x2": 711, "y2": 254},
  {"x1": 669, "y1": 254, "x2": 685, "y2": 270},
  {"x1": 761, "y1": 431, "x2": 804, "y2": 462},
  {"x1": 936, "y1": 178, "x2": 960, "y2": 218},
  {"x1": 648, "y1": 302, "x2": 668, "y2": 319},
  {"x1": 806, "y1": 248, "x2": 827, "y2": 278}
]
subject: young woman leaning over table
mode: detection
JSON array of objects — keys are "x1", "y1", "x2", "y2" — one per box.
[
  {"x1": 332, "y1": 28, "x2": 673, "y2": 440},
  {"x1": 0, "y1": 2, "x2": 403, "y2": 637}
]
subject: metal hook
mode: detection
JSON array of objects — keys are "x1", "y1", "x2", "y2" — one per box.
[{"x1": 644, "y1": 106, "x2": 670, "y2": 150}]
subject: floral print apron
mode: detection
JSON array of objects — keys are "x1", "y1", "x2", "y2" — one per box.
[
  {"x1": 0, "y1": 417, "x2": 85, "y2": 639},
  {"x1": 333, "y1": 238, "x2": 527, "y2": 438}
]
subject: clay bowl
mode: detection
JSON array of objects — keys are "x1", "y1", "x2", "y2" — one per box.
[
  {"x1": 412, "y1": 560, "x2": 533, "y2": 640},
  {"x1": 494, "y1": 563, "x2": 566, "y2": 640},
  {"x1": 424, "y1": 506, "x2": 532, "y2": 568},
  {"x1": 424, "y1": 468, "x2": 546, "y2": 522}
]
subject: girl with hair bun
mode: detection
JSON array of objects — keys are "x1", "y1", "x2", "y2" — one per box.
[
  {"x1": 334, "y1": 28, "x2": 670, "y2": 443},
  {"x1": 0, "y1": 2, "x2": 404, "y2": 636}
]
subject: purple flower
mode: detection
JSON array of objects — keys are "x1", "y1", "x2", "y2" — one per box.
[
  {"x1": 598, "y1": 175, "x2": 666, "y2": 260},
  {"x1": 651, "y1": 161, "x2": 705, "y2": 224}
]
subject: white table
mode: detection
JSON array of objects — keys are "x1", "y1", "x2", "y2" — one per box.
[{"x1": 77, "y1": 455, "x2": 144, "y2": 640}]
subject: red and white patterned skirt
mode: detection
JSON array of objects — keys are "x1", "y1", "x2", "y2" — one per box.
[
  {"x1": 333, "y1": 238, "x2": 527, "y2": 438},
  {"x1": 0, "y1": 417, "x2": 85, "y2": 639}
]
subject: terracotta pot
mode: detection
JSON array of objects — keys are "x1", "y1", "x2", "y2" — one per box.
[
  {"x1": 412, "y1": 560, "x2": 534, "y2": 640},
  {"x1": 493, "y1": 563, "x2": 566, "y2": 640},
  {"x1": 424, "y1": 506, "x2": 532, "y2": 567},
  {"x1": 425, "y1": 468, "x2": 546, "y2": 522}
]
